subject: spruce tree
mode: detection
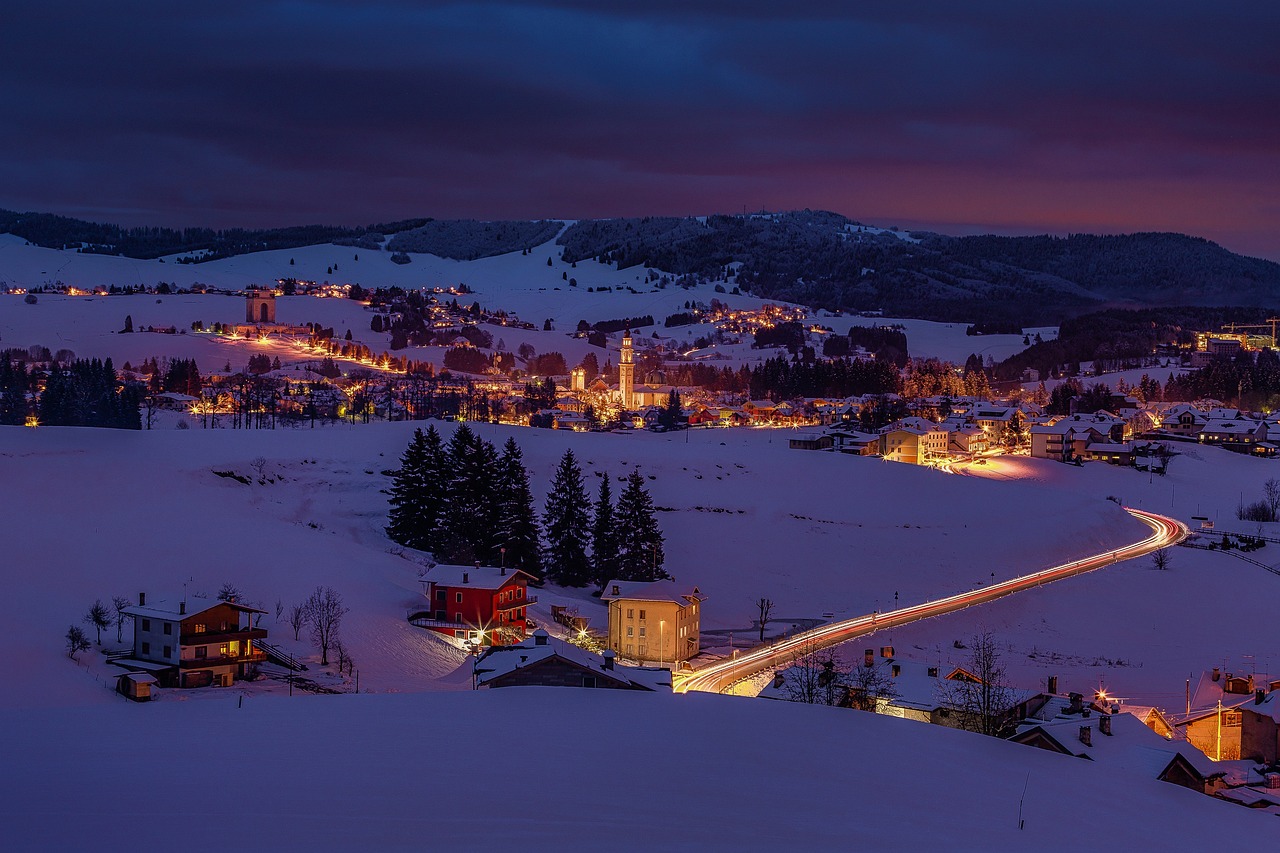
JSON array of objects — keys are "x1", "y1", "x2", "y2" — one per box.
[
  {"x1": 590, "y1": 474, "x2": 619, "y2": 587},
  {"x1": 615, "y1": 468, "x2": 668, "y2": 581},
  {"x1": 386, "y1": 428, "x2": 429, "y2": 548},
  {"x1": 495, "y1": 437, "x2": 541, "y2": 576},
  {"x1": 440, "y1": 424, "x2": 500, "y2": 564},
  {"x1": 542, "y1": 449, "x2": 592, "y2": 586}
]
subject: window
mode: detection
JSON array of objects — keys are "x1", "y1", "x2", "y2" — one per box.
[
  {"x1": 626, "y1": 627, "x2": 633, "y2": 638},
  {"x1": 455, "y1": 592, "x2": 463, "y2": 603},
  {"x1": 141, "y1": 642, "x2": 150, "y2": 655},
  {"x1": 219, "y1": 644, "x2": 229, "y2": 656},
  {"x1": 436, "y1": 590, "x2": 445, "y2": 602},
  {"x1": 195, "y1": 647, "x2": 207, "y2": 659},
  {"x1": 639, "y1": 627, "x2": 646, "y2": 638},
  {"x1": 163, "y1": 622, "x2": 172, "y2": 635},
  {"x1": 627, "y1": 608, "x2": 634, "y2": 619},
  {"x1": 639, "y1": 609, "x2": 646, "y2": 620},
  {"x1": 193, "y1": 623, "x2": 206, "y2": 634},
  {"x1": 454, "y1": 630, "x2": 465, "y2": 638},
  {"x1": 141, "y1": 619, "x2": 150, "y2": 632},
  {"x1": 583, "y1": 676, "x2": 597, "y2": 688},
  {"x1": 163, "y1": 646, "x2": 172, "y2": 659}
]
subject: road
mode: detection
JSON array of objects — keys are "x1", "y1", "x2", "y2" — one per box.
[{"x1": 673, "y1": 507, "x2": 1186, "y2": 695}]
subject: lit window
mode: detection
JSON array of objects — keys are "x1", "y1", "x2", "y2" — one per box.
[
  {"x1": 219, "y1": 644, "x2": 229, "y2": 656},
  {"x1": 193, "y1": 624, "x2": 206, "y2": 634}
]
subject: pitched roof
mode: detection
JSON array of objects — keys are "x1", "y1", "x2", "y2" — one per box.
[
  {"x1": 600, "y1": 580, "x2": 705, "y2": 606},
  {"x1": 473, "y1": 631, "x2": 671, "y2": 690},
  {"x1": 422, "y1": 563, "x2": 536, "y2": 590},
  {"x1": 121, "y1": 596, "x2": 266, "y2": 621}
]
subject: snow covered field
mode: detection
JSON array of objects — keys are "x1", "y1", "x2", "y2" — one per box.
[{"x1": 3, "y1": 687, "x2": 1268, "y2": 851}]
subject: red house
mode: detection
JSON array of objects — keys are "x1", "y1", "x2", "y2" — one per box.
[{"x1": 414, "y1": 563, "x2": 536, "y2": 646}]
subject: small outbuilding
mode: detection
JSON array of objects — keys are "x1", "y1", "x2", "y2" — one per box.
[{"x1": 117, "y1": 672, "x2": 157, "y2": 702}]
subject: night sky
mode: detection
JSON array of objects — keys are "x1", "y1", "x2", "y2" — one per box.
[{"x1": 5, "y1": 3, "x2": 1278, "y2": 258}]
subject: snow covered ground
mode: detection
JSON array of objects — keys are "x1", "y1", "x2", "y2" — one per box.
[{"x1": 3, "y1": 688, "x2": 1270, "y2": 851}]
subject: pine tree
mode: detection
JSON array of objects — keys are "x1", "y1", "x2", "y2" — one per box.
[
  {"x1": 386, "y1": 428, "x2": 430, "y2": 549},
  {"x1": 1002, "y1": 410, "x2": 1026, "y2": 451},
  {"x1": 495, "y1": 437, "x2": 540, "y2": 576},
  {"x1": 542, "y1": 450, "x2": 592, "y2": 586},
  {"x1": 590, "y1": 475, "x2": 619, "y2": 587},
  {"x1": 615, "y1": 468, "x2": 667, "y2": 581},
  {"x1": 0, "y1": 357, "x2": 28, "y2": 425},
  {"x1": 440, "y1": 424, "x2": 500, "y2": 564},
  {"x1": 659, "y1": 389, "x2": 683, "y2": 429}
]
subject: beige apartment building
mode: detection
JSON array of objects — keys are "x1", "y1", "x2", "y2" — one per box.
[{"x1": 601, "y1": 580, "x2": 706, "y2": 665}]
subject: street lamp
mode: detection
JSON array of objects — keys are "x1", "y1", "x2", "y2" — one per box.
[{"x1": 660, "y1": 620, "x2": 666, "y2": 670}]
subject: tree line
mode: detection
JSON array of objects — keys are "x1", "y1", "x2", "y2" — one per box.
[{"x1": 386, "y1": 426, "x2": 667, "y2": 587}]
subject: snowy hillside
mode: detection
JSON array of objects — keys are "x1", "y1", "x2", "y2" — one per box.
[{"x1": 3, "y1": 688, "x2": 1270, "y2": 850}]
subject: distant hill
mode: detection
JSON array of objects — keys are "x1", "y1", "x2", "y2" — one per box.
[
  {"x1": 4, "y1": 207, "x2": 1277, "y2": 325},
  {"x1": 557, "y1": 212, "x2": 1280, "y2": 325}
]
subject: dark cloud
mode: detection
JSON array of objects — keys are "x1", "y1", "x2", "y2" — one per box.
[{"x1": 3, "y1": 2, "x2": 1278, "y2": 258}]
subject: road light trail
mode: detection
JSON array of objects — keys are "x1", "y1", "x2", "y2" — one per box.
[{"x1": 673, "y1": 507, "x2": 1186, "y2": 695}]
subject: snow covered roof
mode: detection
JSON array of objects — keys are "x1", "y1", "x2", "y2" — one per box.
[
  {"x1": 600, "y1": 580, "x2": 705, "y2": 606},
  {"x1": 1016, "y1": 712, "x2": 1219, "y2": 779},
  {"x1": 473, "y1": 631, "x2": 671, "y2": 690},
  {"x1": 121, "y1": 595, "x2": 266, "y2": 621},
  {"x1": 1201, "y1": 418, "x2": 1262, "y2": 433},
  {"x1": 422, "y1": 563, "x2": 535, "y2": 590}
]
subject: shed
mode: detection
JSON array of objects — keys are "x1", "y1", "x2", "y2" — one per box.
[{"x1": 117, "y1": 672, "x2": 157, "y2": 702}]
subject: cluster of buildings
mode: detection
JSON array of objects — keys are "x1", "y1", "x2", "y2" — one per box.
[{"x1": 763, "y1": 648, "x2": 1280, "y2": 813}]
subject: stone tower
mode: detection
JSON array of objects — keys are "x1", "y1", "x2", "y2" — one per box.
[
  {"x1": 246, "y1": 287, "x2": 276, "y2": 324},
  {"x1": 618, "y1": 328, "x2": 634, "y2": 410}
]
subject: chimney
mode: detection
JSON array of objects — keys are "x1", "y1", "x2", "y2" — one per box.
[
  {"x1": 1047, "y1": 675, "x2": 1059, "y2": 695},
  {"x1": 1079, "y1": 725, "x2": 1092, "y2": 747},
  {"x1": 139, "y1": 592, "x2": 146, "y2": 606},
  {"x1": 463, "y1": 572, "x2": 469, "y2": 584},
  {"x1": 501, "y1": 566, "x2": 506, "y2": 576},
  {"x1": 533, "y1": 629, "x2": 549, "y2": 646},
  {"x1": 864, "y1": 649, "x2": 874, "y2": 668},
  {"x1": 773, "y1": 672, "x2": 785, "y2": 689},
  {"x1": 1068, "y1": 692, "x2": 1083, "y2": 713},
  {"x1": 603, "y1": 650, "x2": 615, "y2": 670},
  {"x1": 1212, "y1": 667, "x2": 1221, "y2": 682},
  {"x1": 927, "y1": 666, "x2": 939, "y2": 678},
  {"x1": 612, "y1": 584, "x2": 620, "y2": 596},
  {"x1": 1099, "y1": 714, "x2": 1112, "y2": 736},
  {"x1": 179, "y1": 600, "x2": 186, "y2": 615},
  {"x1": 1258, "y1": 689, "x2": 1267, "y2": 705}
]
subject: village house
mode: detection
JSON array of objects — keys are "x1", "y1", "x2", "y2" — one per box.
[
  {"x1": 1175, "y1": 670, "x2": 1280, "y2": 763},
  {"x1": 1010, "y1": 708, "x2": 1222, "y2": 795},
  {"x1": 1029, "y1": 412, "x2": 1125, "y2": 462},
  {"x1": 472, "y1": 629, "x2": 671, "y2": 690},
  {"x1": 117, "y1": 594, "x2": 267, "y2": 688},
  {"x1": 1156, "y1": 403, "x2": 1210, "y2": 438},
  {"x1": 414, "y1": 563, "x2": 536, "y2": 647},
  {"x1": 601, "y1": 580, "x2": 705, "y2": 665},
  {"x1": 878, "y1": 418, "x2": 948, "y2": 465},
  {"x1": 1199, "y1": 418, "x2": 1274, "y2": 455}
]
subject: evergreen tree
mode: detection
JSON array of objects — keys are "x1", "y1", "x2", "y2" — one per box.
[
  {"x1": 659, "y1": 389, "x2": 684, "y2": 430},
  {"x1": 386, "y1": 428, "x2": 430, "y2": 549},
  {"x1": 440, "y1": 424, "x2": 501, "y2": 564},
  {"x1": 1002, "y1": 410, "x2": 1026, "y2": 451},
  {"x1": 615, "y1": 468, "x2": 667, "y2": 581},
  {"x1": 494, "y1": 437, "x2": 541, "y2": 576},
  {"x1": 542, "y1": 450, "x2": 592, "y2": 586},
  {"x1": 590, "y1": 475, "x2": 619, "y2": 587},
  {"x1": 0, "y1": 357, "x2": 28, "y2": 425}
]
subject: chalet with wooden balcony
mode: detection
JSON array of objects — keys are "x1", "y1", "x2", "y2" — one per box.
[
  {"x1": 413, "y1": 563, "x2": 536, "y2": 647},
  {"x1": 118, "y1": 593, "x2": 267, "y2": 688}
]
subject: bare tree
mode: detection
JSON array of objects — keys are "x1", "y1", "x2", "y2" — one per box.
[
  {"x1": 1265, "y1": 478, "x2": 1280, "y2": 522},
  {"x1": 303, "y1": 586, "x2": 348, "y2": 666},
  {"x1": 66, "y1": 625, "x2": 91, "y2": 659},
  {"x1": 335, "y1": 640, "x2": 354, "y2": 677},
  {"x1": 847, "y1": 655, "x2": 900, "y2": 712},
  {"x1": 288, "y1": 602, "x2": 308, "y2": 641},
  {"x1": 84, "y1": 600, "x2": 112, "y2": 645},
  {"x1": 274, "y1": 598, "x2": 284, "y2": 623},
  {"x1": 940, "y1": 631, "x2": 1015, "y2": 736},
  {"x1": 1151, "y1": 547, "x2": 1172, "y2": 571},
  {"x1": 142, "y1": 395, "x2": 159, "y2": 430},
  {"x1": 756, "y1": 598, "x2": 774, "y2": 642},
  {"x1": 783, "y1": 639, "x2": 847, "y2": 706},
  {"x1": 111, "y1": 596, "x2": 131, "y2": 643},
  {"x1": 250, "y1": 456, "x2": 269, "y2": 480}
]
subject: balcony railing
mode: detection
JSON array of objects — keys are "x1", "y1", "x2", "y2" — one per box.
[
  {"x1": 180, "y1": 626, "x2": 268, "y2": 645},
  {"x1": 497, "y1": 595, "x2": 536, "y2": 611},
  {"x1": 179, "y1": 650, "x2": 267, "y2": 668}
]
